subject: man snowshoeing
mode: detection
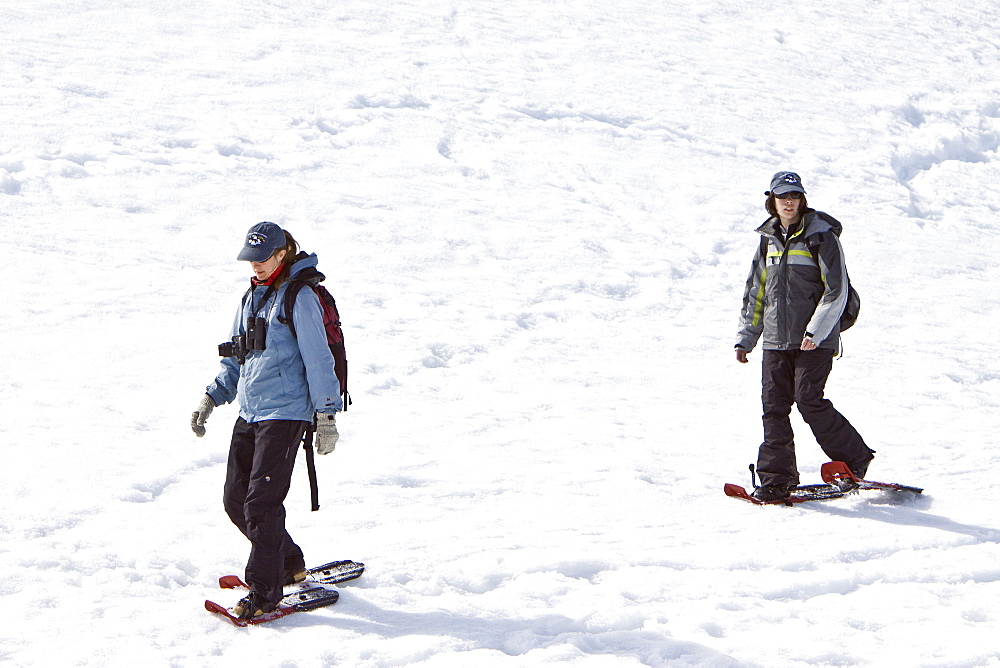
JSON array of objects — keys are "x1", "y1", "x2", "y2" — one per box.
[{"x1": 735, "y1": 172, "x2": 874, "y2": 503}]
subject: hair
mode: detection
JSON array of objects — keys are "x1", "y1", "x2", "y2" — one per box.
[
  {"x1": 765, "y1": 193, "x2": 811, "y2": 217},
  {"x1": 270, "y1": 229, "x2": 300, "y2": 289}
]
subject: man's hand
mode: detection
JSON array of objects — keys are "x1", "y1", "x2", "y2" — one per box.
[{"x1": 735, "y1": 347, "x2": 749, "y2": 364}]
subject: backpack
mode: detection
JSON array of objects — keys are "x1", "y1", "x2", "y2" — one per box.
[
  {"x1": 278, "y1": 265, "x2": 350, "y2": 411},
  {"x1": 836, "y1": 277, "x2": 861, "y2": 332}
]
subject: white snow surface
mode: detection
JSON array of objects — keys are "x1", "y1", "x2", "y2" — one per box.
[{"x1": 2, "y1": 1, "x2": 1000, "y2": 666}]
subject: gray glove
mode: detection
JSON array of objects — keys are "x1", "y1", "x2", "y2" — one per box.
[
  {"x1": 191, "y1": 394, "x2": 215, "y2": 437},
  {"x1": 315, "y1": 413, "x2": 339, "y2": 455}
]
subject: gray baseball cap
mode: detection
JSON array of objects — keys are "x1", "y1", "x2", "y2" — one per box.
[
  {"x1": 767, "y1": 171, "x2": 806, "y2": 196},
  {"x1": 237, "y1": 222, "x2": 286, "y2": 262}
]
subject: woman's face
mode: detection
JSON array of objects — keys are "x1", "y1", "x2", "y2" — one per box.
[
  {"x1": 774, "y1": 192, "x2": 803, "y2": 225},
  {"x1": 249, "y1": 249, "x2": 287, "y2": 281}
]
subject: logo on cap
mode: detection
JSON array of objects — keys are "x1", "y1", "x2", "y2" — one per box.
[
  {"x1": 783, "y1": 174, "x2": 799, "y2": 184},
  {"x1": 247, "y1": 233, "x2": 266, "y2": 247}
]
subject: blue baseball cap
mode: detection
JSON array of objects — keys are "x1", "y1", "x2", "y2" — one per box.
[
  {"x1": 767, "y1": 171, "x2": 807, "y2": 196},
  {"x1": 237, "y1": 222, "x2": 286, "y2": 262}
]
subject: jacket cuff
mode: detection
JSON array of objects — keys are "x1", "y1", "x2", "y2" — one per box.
[{"x1": 205, "y1": 388, "x2": 226, "y2": 408}]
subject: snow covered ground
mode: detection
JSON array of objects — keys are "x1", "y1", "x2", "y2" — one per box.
[{"x1": 2, "y1": 0, "x2": 999, "y2": 665}]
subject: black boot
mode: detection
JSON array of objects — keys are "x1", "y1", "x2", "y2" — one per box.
[
  {"x1": 752, "y1": 482, "x2": 796, "y2": 502},
  {"x1": 848, "y1": 452, "x2": 874, "y2": 480},
  {"x1": 233, "y1": 591, "x2": 278, "y2": 620},
  {"x1": 283, "y1": 567, "x2": 307, "y2": 586}
]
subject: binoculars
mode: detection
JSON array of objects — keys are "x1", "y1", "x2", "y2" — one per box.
[{"x1": 218, "y1": 317, "x2": 267, "y2": 364}]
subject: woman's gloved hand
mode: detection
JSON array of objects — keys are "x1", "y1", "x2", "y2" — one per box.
[
  {"x1": 315, "y1": 413, "x2": 339, "y2": 454},
  {"x1": 191, "y1": 394, "x2": 215, "y2": 437}
]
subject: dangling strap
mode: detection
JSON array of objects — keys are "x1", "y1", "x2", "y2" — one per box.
[{"x1": 302, "y1": 421, "x2": 320, "y2": 512}]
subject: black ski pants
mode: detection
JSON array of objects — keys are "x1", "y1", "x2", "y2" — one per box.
[
  {"x1": 223, "y1": 418, "x2": 308, "y2": 606},
  {"x1": 757, "y1": 348, "x2": 873, "y2": 488}
]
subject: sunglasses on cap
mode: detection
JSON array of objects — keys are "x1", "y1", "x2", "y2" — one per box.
[{"x1": 774, "y1": 192, "x2": 803, "y2": 200}]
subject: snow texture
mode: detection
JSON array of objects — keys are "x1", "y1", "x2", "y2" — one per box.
[{"x1": 2, "y1": 0, "x2": 999, "y2": 666}]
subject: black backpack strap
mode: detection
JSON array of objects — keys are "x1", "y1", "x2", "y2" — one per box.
[
  {"x1": 236, "y1": 284, "x2": 254, "y2": 328},
  {"x1": 278, "y1": 263, "x2": 327, "y2": 338},
  {"x1": 278, "y1": 280, "x2": 309, "y2": 339},
  {"x1": 302, "y1": 420, "x2": 320, "y2": 512},
  {"x1": 806, "y1": 234, "x2": 832, "y2": 269}
]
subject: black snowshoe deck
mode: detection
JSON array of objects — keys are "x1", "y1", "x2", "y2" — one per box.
[{"x1": 725, "y1": 461, "x2": 923, "y2": 506}]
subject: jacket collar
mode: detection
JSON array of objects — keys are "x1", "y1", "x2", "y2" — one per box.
[{"x1": 756, "y1": 211, "x2": 832, "y2": 240}]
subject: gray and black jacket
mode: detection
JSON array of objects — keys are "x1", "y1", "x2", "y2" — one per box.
[{"x1": 736, "y1": 210, "x2": 850, "y2": 352}]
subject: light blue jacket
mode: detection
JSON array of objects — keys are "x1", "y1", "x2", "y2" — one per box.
[{"x1": 206, "y1": 254, "x2": 343, "y2": 422}]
